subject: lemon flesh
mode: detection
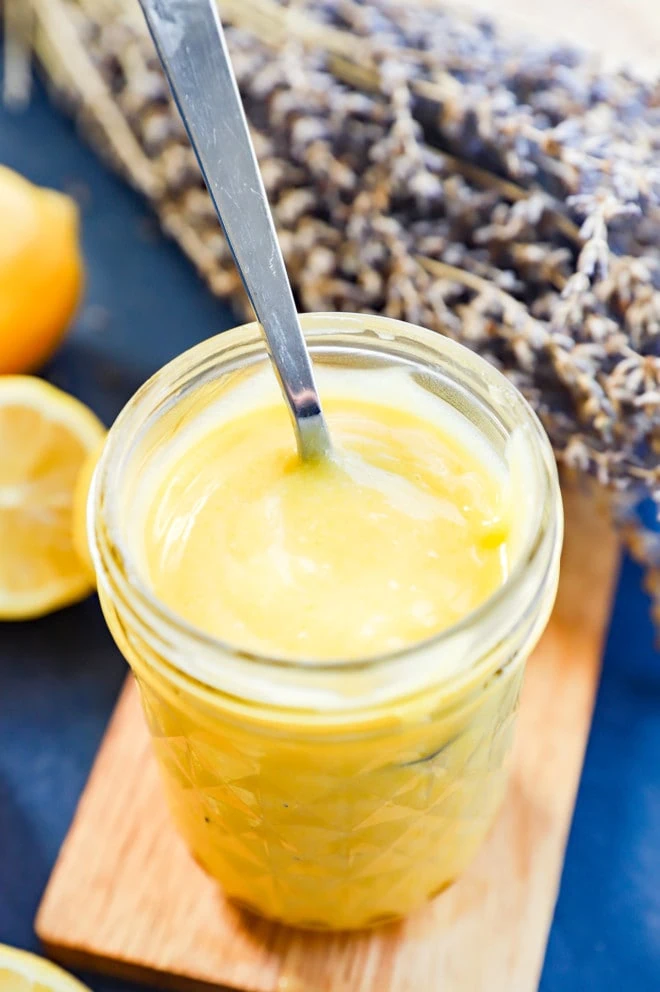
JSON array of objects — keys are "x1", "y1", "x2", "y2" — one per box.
[
  {"x1": 0, "y1": 945, "x2": 90, "y2": 992},
  {"x1": 0, "y1": 376, "x2": 105, "y2": 619}
]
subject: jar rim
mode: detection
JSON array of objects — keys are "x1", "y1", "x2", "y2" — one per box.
[{"x1": 90, "y1": 312, "x2": 562, "y2": 699}]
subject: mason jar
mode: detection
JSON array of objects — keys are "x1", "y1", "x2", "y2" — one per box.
[{"x1": 90, "y1": 312, "x2": 562, "y2": 930}]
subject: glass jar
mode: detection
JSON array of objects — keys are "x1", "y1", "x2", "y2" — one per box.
[{"x1": 90, "y1": 312, "x2": 562, "y2": 930}]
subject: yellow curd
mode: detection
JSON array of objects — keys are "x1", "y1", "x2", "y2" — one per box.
[
  {"x1": 141, "y1": 367, "x2": 511, "y2": 661},
  {"x1": 92, "y1": 315, "x2": 561, "y2": 930}
]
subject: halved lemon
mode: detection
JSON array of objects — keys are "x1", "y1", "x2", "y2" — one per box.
[
  {"x1": 0, "y1": 944, "x2": 90, "y2": 992},
  {"x1": 0, "y1": 376, "x2": 106, "y2": 619}
]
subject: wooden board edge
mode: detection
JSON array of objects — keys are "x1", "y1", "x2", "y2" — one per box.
[
  {"x1": 34, "y1": 679, "x2": 137, "y2": 937},
  {"x1": 38, "y1": 938, "x2": 233, "y2": 992}
]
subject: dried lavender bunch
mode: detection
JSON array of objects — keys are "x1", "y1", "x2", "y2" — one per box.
[{"x1": 5, "y1": 0, "x2": 660, "y2": 618}]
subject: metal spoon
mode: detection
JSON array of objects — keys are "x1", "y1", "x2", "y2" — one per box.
[{"x1": 138, "y1": 0, "x2": 332, "y2": 461}]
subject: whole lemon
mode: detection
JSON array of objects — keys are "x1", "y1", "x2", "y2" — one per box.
[{"x1": 0, "y1": 165, "x2": 83, "y2": 373}]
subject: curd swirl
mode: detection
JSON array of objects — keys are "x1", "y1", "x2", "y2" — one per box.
[{"x1": 139, "y1": 367, "x2": 513, "y2": 661}]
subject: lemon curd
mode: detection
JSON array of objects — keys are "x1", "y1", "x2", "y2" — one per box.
[
  {"x1": 139, "y1": 367, "x2": 512, "y2": 662},
  {"x1": 92, "y1": 315, "x2": 561, "y2": 930}
]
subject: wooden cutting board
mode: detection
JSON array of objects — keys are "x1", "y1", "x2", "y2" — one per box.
[{"x1": 35, "y1": 486, "x2": 619, "y2": 991}]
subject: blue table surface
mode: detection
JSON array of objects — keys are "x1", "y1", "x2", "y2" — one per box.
[{"x1": 1, "y1": 83, "x2": 659, "y2": 992}]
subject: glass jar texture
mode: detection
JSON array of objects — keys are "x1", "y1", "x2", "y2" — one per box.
[{"x1": 91, "y1": 313, "x2": 562, "y2": 930}]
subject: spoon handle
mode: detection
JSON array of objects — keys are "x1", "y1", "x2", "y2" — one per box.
[{"x1": 139, "y1": 0, "x2": 331, "y2": 460}]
